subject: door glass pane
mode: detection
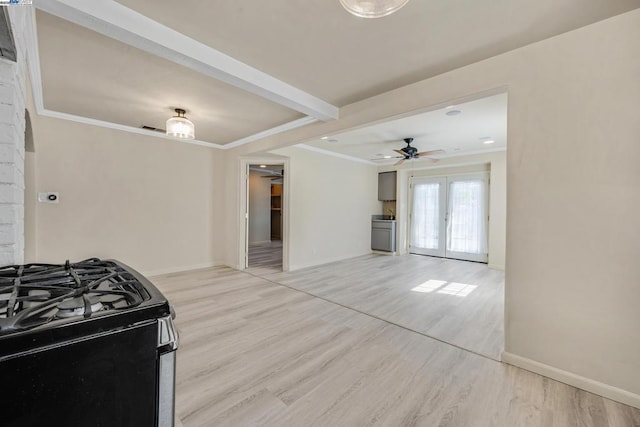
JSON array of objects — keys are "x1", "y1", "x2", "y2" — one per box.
[
  {"x1": 411, "y1": 182, "x2": 440, "y2": 249},
  {"x1": 446, "y1": 180, "x2": 487, "y2": 254}
]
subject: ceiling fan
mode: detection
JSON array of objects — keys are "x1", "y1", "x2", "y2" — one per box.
[{"x1": 373, "y1": 138, "x2": 444, "y2": 166}]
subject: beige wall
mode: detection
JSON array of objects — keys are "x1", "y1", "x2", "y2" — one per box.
[
  {"x1": 23, "y1": 8, "x2": 640, "y2": 406},
  {"x1": 29, "y1": 114, "x2": 222, "y2": 275},
  {"x1": 248, "y1": 171, "x2": 271, "y2": 244},
  {"x1": 270, "y1": 146, "x2": 380, "y2": 271},
  {"x1": 504, "y1": 11, "x2": 640, "y2": 400},
  {"x1": 224, "y1": 10, "x2": 640, "y2": 405}
]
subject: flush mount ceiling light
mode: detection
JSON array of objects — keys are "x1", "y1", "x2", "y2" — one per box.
[
  {"x1": 480, "y1": 137, "x2": 495, "y2": 144},
  {"x1": 339, "y1": 0, "x2": 410, "y2": 18},
  {"x1": 166, "y1": 108, "x2": 195, "y2": 140}
]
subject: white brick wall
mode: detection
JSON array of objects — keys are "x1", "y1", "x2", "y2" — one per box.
[{"x1": 0, "y1": 7, "x2": 27, "y2": 266}]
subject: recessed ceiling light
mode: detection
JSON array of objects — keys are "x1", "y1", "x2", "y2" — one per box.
[
  {"x1": 321, "y1": 136, "x2": 329, "y2": 140},
  {"x1": 483, "y1": 140, "x2": 495, "y2": 144},
  {"x1": 259, "y1": 165, "x2": 267, "y2": 168},
  {"x1": 445, "y1": 110, "x2": 462, "y2": 116},
  {"x1": 327, "y1": 139, "x2": 339, "y2": 143},
  {"x1": 383, "y1": 155, "x2": 392, "y2": 159}
]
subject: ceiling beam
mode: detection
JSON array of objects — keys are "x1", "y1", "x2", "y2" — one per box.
[
  {"x1": 35, "y1": 0, "x2": 339, "y2": 121},
  {"x1": 224, "y1": 117, "x2": 317, "y2": 149}
]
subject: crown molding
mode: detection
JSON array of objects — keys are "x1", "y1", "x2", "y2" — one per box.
[
  {"x1": 36, "y1": 0, "x2": 339, "y2": 121},
  {"x1": 39, "y1": 108, "x2": 223, "y2": 149},
  {"x1": 24, "y1": 4, "x2": 322, "y2": 151},
  {"x1": 24, "y1": 6, "x2": 44, "y2": 112}
]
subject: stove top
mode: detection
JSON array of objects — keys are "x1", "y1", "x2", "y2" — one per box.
[{"x1": 0, "y1": 258, "x2": 156, "y2": 336}]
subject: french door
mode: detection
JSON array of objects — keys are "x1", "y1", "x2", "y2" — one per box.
[{"x1": 410, "y1": 173, "x2": 489, "y2": 262}]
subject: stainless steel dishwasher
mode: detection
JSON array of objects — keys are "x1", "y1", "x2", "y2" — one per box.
[{"x1": 371, "y1": 219, "x2": 397, "y2": 252}]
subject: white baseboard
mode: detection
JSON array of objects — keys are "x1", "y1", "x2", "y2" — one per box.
[
  {"x1": 143, "y1": 261, "x2": 223, "y2": 277},
  {"x1": 371, "y1": 250, "x2": 398, "y2": 256},
  {"x1": 502, "y1": 352, "x2": 640, "y2": 409}
]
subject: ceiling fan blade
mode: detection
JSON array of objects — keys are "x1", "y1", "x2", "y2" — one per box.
[
  {"x1": 416, "y1": 149, "x2": 444, "y2": 156},
  {"x1": 394, "y1": 158, "x2": 405, "y2": 166},
  {"x1": 393, "y1": 149, "x2": 406, "y2": 156},
  {"x1": 370, "y1": 155, "x2": 405, "y2": 161}
]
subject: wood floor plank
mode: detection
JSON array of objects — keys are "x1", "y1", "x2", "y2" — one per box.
[
  {"x1": 258, "y1": 252, "x2": 505, "y2": 359},
  {"x1": 151, "y1": 263, "x2": 640, "y2": 427}
]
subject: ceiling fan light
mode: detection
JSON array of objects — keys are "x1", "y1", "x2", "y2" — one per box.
[
  {"x1": 339, "y1": 0, "x2": 410, "y2": 18},
  {"x1": 166, "y1": 108, "x2": 195, "y2": 140}
]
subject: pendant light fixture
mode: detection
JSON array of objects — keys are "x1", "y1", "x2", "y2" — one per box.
[
  {"x1": 166, "y1": 108, "x2": 195, "y2": 140},
  {"x1": 339, "y1": 0, "x2": 410, "y2": 18}
]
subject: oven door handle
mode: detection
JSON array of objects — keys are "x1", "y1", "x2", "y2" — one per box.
[{"x1": 158, "y1": 315, "x2": 179, "y2": 353}]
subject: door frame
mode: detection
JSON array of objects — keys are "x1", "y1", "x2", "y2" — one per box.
[
  {"x1": 408, "y1": 176, "x2": 447, "y2": 257},
  {"x1": 238, "y1": 157, "x2": 290, "y2": 271},
  {"x1": 409, "y1": 172, "x2": 490, "y2": 263},
  {"x1": 444, "y1": 173, "x2": 490, "y2": 263}
]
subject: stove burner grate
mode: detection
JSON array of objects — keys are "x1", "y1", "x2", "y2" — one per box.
[{"x1": 0, "y1": 258, "x2": 149, "y2": 334}]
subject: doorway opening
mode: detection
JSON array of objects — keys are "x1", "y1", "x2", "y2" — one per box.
[
  {"x1": 409, "y1": 172, "x2": 489, "y2": 263},
  {"x1": 247, "y1": 164, "x2": 284, "y2": 272}
]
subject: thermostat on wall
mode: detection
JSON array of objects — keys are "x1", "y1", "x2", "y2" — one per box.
[{"x1": 38, "y1": 192, "x2": 59, "y2": 203}]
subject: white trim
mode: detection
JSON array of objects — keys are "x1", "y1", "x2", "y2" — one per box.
[
  {"x1": 373, "y1": 147, "x2": 507, "y2": 166},
  {"x1": 225, "y1": 117, "x2": 317, "y2": 149},
  {"x1": 39, "y1": 109, "x2": 223, "y2": 149},
  {"x1": 24, "y1": 7, "x2": 44, "y2": 112},
  {"x1": 143, "y1": 261, "x2": 222, "y2": 278},
  {"x1": 502, "y1": 352, "x2": 640, "y2": 409},
  {"x1": 296, "y1": 144, "x2": 377, "y2": 165},
  {"x1": 238, "y1": 157, "x2": 290, "y2": 272},
  {"x1": 36, "y1": 0, "x2": 338, "y2": 121},
  {"x1": 23, "y1": 6, "x2": 320, "y2": 151}
]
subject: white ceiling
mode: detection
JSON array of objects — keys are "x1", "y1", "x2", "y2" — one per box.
[
  {"x1": 306, "y1": 92, "x2": 507, "y2": 163},
  {"x1": 115, "y1": 0, "x2": 638, "y2": 105},
  {"x1": 31, "y1": 1, "x2": 639, "y2": 147},
  {"x1": 35, "y1": 11, "x2": 303, "y2": 145}
]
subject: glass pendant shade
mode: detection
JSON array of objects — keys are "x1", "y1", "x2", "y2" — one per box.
[
  {"x1": 339, "y1": 0, "x2": 410, "y2": 18},
  {"x1": 166, "y1": 108, "x2": 195, "y2": 140}
]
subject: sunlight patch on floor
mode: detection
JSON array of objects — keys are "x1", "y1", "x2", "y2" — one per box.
[
  {"x1": 411, "y1": 279, "x2": 447, "y2": 293},
  {"x1": 411, "y1": 280, "x2": 477, "y2": 297}
]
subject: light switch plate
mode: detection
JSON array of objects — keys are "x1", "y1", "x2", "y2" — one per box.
[{"x1": 38, "y1": 192, "x2": 59, "y2": 203}]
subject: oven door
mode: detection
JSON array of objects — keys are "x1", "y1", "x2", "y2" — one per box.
[
  {"x1": 157, "y1": 316, "x2": 178, "y2": 427},
  {"x1": 1, "y1": 321, "x2": 161, "y2": 427}
]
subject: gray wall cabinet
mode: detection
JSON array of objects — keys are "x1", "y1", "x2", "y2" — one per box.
[{"x1": 378, "y1": 171, "x2": 397, "y2": 201}]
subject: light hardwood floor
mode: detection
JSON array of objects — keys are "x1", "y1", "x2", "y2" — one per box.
[
  {"x1": 248, "y1": 241, "x2": 283, "y2": 275},
  {"x1": 152, "y1": 265, "x2": 640, "y2": 427},
  {"x1": 257, "y1": 253, "x2": 504, "y2": 360}
]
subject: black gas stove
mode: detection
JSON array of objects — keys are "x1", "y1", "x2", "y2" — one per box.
[{"x1": 0, "y1": 258, "x2": 178, "y2": 427}]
